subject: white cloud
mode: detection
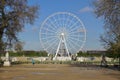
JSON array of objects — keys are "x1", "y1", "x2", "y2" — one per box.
[{"x1": 79, "y1": 7, "x2": 93, "y2": 13}]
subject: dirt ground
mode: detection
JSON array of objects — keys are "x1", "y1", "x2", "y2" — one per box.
[{"x1": 0, "y1": 64, "x2": 120, "y2": 80}]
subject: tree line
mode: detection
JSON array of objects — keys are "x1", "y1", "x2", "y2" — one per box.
[
  {"x1": 0, "y1": 51, "x2": 48, "y2": 57},
  {"x1": 77, "y1": 51, "x2": 120, "y2": 59}
]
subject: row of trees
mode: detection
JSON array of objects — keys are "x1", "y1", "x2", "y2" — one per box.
[
  {"x1": 0, "y1": 50, "x2": 118, "y2": 58},
  {"x1": 77, "y1": 51, "x2": 119, "y2": 59},
  {"x1": 77, "y1": 51, "x2": 101, "y2": 57},
  {"x1": 0, "y1": 51, "x2": 48, "y2": 57}
]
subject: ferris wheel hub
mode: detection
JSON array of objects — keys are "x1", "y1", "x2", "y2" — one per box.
[{"x1": 61, "y1": 33, "x2": 64, "y2": 36}]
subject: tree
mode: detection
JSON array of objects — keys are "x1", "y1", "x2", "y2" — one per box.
[
  {"x1": 0, "y1": 0, "x2": 39, "y2": 50},
  {"x1": 93, "y1": 0, "x2": 120, "y2": 66},
  {"x1": 14, "y1": 41, "x2": 24, "y2": 52}
]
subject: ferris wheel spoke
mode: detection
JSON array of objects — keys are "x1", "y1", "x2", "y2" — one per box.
[
  {"x1": 64, "y1": 14, "x2": 70, "y2": 27},
  {"x1": 53, "y1": 17, "x2": 60, "y2": 28},
  {"x1": 43, "y1": 23, "x2": 57, "y2": 32},
  {"x1": 67, "y1": 41, "x2": 76, "y2": 53},
  {"x1": 67, "y1": 39, "x2": 78, "y2": 53},
  {"x1": 56, "y1": 14, "x2": 61, "y2": 27},
  {"x1": 47, "y1": 19, "x2": 59, "y2": 31},
  {"x1": 46, "y1": 23, "x2": 57, "y2": 31},
  {"x1": 48, "y1": 45, "x2": 57, "y2": 54},
  {"x1": 62, "y1": 18, "x2": 65, "y2": 28},
  {"x1": 45, "y1": 38, "x2": 57, "y2": 48},
  {"x1": 41, "y1": 32, "x2": 56, "y2": 35},
  {"x1": 69, "y1": 26, "x2": 82, "y2": 32},
  {"x1": 68, "y1": 38, "x2": 81, "y2": 51},
  {"x1": 67, "y1": 38, "x2": 78, "y2": 50},
  {"x1": 47, "y1": 42, "x2": 58, "y2": 54},
  {"x1": 60, "y1": 15, "x2": 64, "y2": 27},
  {"x1": 59, "y1": 14, "x2": 64, "y2": 27},
  {"x1": 69, "y1": 31, "x2": 80, "y2": 35},
  {"x1": 46, "y1": 37, "x2": 57, "y2": 42},
  {"x1": 69, "y1": 36, "x2": 84, "y2": 43},
  {"x1": 64, "y1": 18, "x2": 70, "y2": 28},
  {"x1": 46, "y1": 37, "x2": 58, "y2": 45},
  {"x1": 69, "y1": 27, "x2": 85, "y2": 33},
  {"x1": 69, "y1": 34, "x2": 79, "y2": 39},
  {"x1": 45, "y1": 39, "x2": 58, "y2": 51},
  {"x1": 69, "y1": 30, "x2": 85, "y2": 35},
  {"x1": 68, "y1": 35, "x2": 84, "y2": 38},
  {"x1": 65, "y1": 14, "x2": 75, "y2": 28},
  {"x1": 52, "y1": 16, "x2": 60, "y2": 29},
  {"x1": 62, "y1": 14, "x2": 66, "y2": 28},
  {"x1": 69, "y1": 30, "x2": 82, "y2": 35},
  {"x1": 58, "y1": 15, "x2": 63, "y2": 27},
  {"x1": 68, "y1": 33, "x2": 84, "y2": 36},
  {"x1": 69, "y1": 21, "x2": 79, "y2": 30}
]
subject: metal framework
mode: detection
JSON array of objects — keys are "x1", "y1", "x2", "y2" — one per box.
[{"x1": 54, "y1": 33, "x2": 70, "y2": 58}]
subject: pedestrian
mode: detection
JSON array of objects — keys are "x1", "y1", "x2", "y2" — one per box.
[{"x1": 32, "y1": 58, "x2": 35, "y2": 66}]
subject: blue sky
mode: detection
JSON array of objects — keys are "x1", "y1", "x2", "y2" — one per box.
[{"x1": 19, "y1": 0, "x2": 105, "y2": 51}]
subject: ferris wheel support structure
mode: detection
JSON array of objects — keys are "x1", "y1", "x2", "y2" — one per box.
[{"x1": 54, "y1": 33, "x2": 71, "y2": 59}]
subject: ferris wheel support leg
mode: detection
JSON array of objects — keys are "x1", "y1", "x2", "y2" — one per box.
[
  {"x1": 63, "y1": 36, "x2": 71, "y2": 59},
  {"x1": 54, "y1": 38, "x2": 62, "y2": 59}
]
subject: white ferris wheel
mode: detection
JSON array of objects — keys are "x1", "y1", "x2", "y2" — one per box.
[{"x1": 40, "y1": 12, "x2": 86, "y2": 59}]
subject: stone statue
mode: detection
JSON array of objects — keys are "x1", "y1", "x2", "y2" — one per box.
[
  {"x1": 3, "y1": 52, "x2": 11, "y2": 66},
  {"x1": 5, "y1": 52, "x2": 9, "y2": 61}
]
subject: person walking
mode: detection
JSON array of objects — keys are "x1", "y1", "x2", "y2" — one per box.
[{"x1": 32, "y1": 58, "x2": 35, "y2": 66}]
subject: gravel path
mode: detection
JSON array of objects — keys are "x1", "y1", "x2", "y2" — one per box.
[{"x1": 0, "y1": 64, "x2": 119, "y2": 80}]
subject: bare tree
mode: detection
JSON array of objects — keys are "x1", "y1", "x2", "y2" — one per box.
[{"x1": 0, "y1": 0, "x2": 39, "y2": 50}]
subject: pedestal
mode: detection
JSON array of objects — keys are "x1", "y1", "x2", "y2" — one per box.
[{"x1": 3, "y1": 61, "x2": 11, "y2": 67}]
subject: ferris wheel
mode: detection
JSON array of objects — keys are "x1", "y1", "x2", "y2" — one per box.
[{"x1": 40, "y1": 12, "x2": 86, "y2": 58}]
